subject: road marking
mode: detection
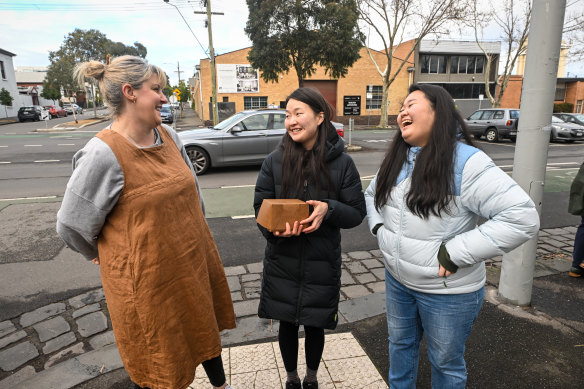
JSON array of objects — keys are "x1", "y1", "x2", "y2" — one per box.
[
  {"x1": 24, "y1": 144, "x2": 43, "y2": 147},
  {"x1": 4, "y1": 132, "x2": 16, "y2": 135},
  {"x1": 364, "y1": 139, "x2": 388, "y2": 143},
  {"x1": 231, "y1": 215, "x2": 255, "y2": 219},
  {"x1": 221, "y1": 184, "x2": 255, "y2": 189},
  {"x1": 58, "y1": 144, "x2": 76, "y2": 146},
  {"x1": 34, "y1": 160, "x2": 60, "y2": 163},
  {"x1": 0, "y1": 161, "x2": 11, "y2": 164},
  {"x1": 0, "y1": 145, "x2": 7, "y2": 147},
  {"x1": 0, "y1": 195, "x2": 57, "y2": 201},
  {"x1": 361, "y1": 175, "x2": 376, "y2": 180}
]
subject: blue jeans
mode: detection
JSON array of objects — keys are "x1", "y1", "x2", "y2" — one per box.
[
  {"x1": 385, "y1": 270, "x2": 484, "y2": 389},
  {"x1": 572, "y1": 216, "x2": 584, "y2": 268}
]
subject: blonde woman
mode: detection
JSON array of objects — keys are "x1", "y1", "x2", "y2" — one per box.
[{"x1": 57, "y1": 56, "x2": 236, "y2": 389}]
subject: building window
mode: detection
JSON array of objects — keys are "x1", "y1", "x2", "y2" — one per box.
[
  {"x1": 421, "y1": 55, "x2": 447, "y2": 74},
  {"x1": 244, "y1": 96, "x2": 267, "y2": 110},
  {"x1": 554, "y1": 85, "x2": 566, "y2": 101},
  {"x1": 450, "y1": 55, "x2": 485, "y2": 74},
  {"x1": 0, "y1": 61, "x2": 6, "y2": 79},
  {"x1": 366, "y1": 85, "x2": 383, "y2": 109},
  {"x1": 577, "y1": 100, "x2": 583, "y2": 113},
  {"x1": 430, "y1": 82, "x2": 495, "y2": 99},
  {"x1": 222, "y1": 97, "x2": 229, "y2": 102}
]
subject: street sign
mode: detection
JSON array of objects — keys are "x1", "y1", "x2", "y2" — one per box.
[{"x1": 173, "y1": 88, "x2": 181, "y2": 96}]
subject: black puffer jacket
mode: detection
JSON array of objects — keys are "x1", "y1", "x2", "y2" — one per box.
[{"x1": 253, "y1": 124, "x2": 366, "y2": 329}]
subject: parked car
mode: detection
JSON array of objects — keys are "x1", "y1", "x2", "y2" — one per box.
[
  {"x1": 464, "y1": 108, "x2": 519, "y2": 142},
  {"x1": 553, "y1": 112, "x2": 584, "y2": 127},
  {"x1": 550, "y1": 115, "x2": 584, "y2": 143},
  {"x1": 63, "y1": 103, "x2": 83, "y2": 115},
  {"x1": 178, "y1": 109, "x2": 345, "y2": 175},
  {"x1": 17, "y1": 106, "x2": 50, "y2": 122},
  {"x1": 44, "y1": 105, "x2": 67, "y2": 118},
  {"x1": 160, "y1": 104, "x2": 173, "y2": 124}
]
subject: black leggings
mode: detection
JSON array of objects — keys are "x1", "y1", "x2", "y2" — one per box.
[
  {"x1": 278, "y1": 320, "x2": 325, "y2": 372},
  {"x1": 133, "y1": 355, "x2": 225, "y2": 388}
]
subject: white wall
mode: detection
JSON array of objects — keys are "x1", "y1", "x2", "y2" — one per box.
[{"x1": 0, "y1": 52, "x2": 22, "y2": 119}]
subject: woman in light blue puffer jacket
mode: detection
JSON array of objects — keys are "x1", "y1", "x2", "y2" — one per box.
[{"x1": 365, "y1": 84, "x2": 540, "y2": 389}]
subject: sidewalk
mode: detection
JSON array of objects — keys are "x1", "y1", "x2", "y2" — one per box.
[{"x1": 0, "y1": 225, "x2": 581, "y2": 388}]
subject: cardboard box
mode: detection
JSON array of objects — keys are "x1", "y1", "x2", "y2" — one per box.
[{"x1": 256, "y1": 199, "x2": 309, "y2": 232}]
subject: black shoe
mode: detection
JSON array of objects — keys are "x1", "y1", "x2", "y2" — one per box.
[
  {"x1": 302, "y1": 380, "x2": 318, "y2": 389},
  {"x1": 286, "y1": 381, "x2": 301, "y2": 389}
]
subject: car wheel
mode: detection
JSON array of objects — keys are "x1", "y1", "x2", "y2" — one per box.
[
  {"x1": 186, "y1": 146, "x2": 210, "y2": 175},
  {"x1": 484, "y1": 127, "x2": 499, "y2": 143}
]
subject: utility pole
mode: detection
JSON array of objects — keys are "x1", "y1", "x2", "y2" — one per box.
[
  {"x1": 195, "y1": 1, "x2": 223, "y2": 125},
  {"x1": 498, "y1": 0, "x2": 566, "y2": 306},
  {"x1": 175, "y1": 61, "x2": 183, "y2": 85}
]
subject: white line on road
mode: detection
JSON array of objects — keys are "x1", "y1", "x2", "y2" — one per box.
[
  {"x1": 231, "y1": 215, "x2": 255, "y2": 219},
  {"x1": 0, "y1": 145, "x2": 7, "y2": 147},
  {"x1": 34, "y1": 160, "x2": 60, "y2": 163},
  {"x1": 221, "y1": 184, "x2": 255, "y2": 189},
  {"x1": 0, "y1": 161, "x2": 11, "y2": 164},
  {"x1": 4, "y1": 132, "x2": 16, "y2": 135},
  {"x1": 0, "y1": 195, "x2": 57, "y2": 201},
  {"x1": 58, "y1": 144, "x2": 76, "y2": 146},
  {"x1": 24, "y1": 144, "x2": 43, "y2": 147}
]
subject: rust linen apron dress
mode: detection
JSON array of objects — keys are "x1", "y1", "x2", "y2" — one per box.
[{"x1": 95, "y1": 127, "x2": 235, "y2": 389}]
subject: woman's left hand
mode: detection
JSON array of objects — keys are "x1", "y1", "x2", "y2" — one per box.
[
  {"x1": 300, "y1": 200, "x2": 329, "y2": 234},
  {"x1": 438, "y1": 264, "x2": 452, "y2": 277}
]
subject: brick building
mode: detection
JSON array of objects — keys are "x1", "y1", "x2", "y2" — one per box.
[{"x1": 191, "y1": 43, "x2": 415, "y2": 125}]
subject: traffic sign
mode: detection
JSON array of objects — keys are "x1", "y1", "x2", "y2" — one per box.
[{"x1": 173, "y1": 88, "x2": 181, "y2": 95}]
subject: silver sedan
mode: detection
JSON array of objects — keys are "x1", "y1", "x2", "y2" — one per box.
[{"x1": 178, "y1": 109, "x2": 344, "y2": 174}]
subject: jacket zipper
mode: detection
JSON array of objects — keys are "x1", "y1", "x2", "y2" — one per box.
[
  {"x1": 295, "y1": 179, "x2": 309, "y2": 325},
  {"x1": 395, "y1": 157, "x2": 414, "y2": 282}
]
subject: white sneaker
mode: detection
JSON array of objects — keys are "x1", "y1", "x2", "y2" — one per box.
[{"x1": 225, "y1": 385, "x2": 236, "y2": 389}]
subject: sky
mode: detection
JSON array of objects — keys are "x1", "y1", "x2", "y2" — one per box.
[{"x1": 0, "y1": 0, "x2": 582, "y2": 87}]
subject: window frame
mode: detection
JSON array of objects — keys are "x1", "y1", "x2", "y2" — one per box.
[
  {"x1": 243, "y1": 96, "x2": 268, "y2": 110},
  {"x1": 365, "y1": 85, "x2": 383, "y2": 110}
]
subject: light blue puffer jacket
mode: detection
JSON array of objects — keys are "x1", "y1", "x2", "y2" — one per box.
[{"x1": 365, "y1": 142, "x2": 540, "y2": 294}]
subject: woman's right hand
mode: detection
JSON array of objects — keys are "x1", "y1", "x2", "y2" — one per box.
[
  {"x1": 92, "y1": 257, "x2": 100, "y2": 265},
  {"x1": 273, "y1": 221, "x2": 304, "y2": 237}
]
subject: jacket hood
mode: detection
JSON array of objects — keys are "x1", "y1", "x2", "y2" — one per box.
[{"x1": 324, "y1": 121, "x2": 344, "y2": 162}]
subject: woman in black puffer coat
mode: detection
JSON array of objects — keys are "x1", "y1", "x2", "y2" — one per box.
[{"x1": 254, "y1": 88, "x2": 366, "y2": 389}]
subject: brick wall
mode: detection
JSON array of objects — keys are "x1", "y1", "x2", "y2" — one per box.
[{"x1": 197, "y1": 44, "x2": 413, "y2": 124}]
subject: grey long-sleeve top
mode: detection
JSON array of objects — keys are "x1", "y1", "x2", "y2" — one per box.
[{"x1": 56, "y1": 124, "x2": 204, "y2": 260}]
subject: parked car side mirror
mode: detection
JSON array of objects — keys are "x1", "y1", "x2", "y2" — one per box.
[{"x1": 231, "y1": 125, "x2": 243, "y2": 133}]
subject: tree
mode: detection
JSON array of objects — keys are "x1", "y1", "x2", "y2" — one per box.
[
  {"x1": 470, "y1": 0, "x2": 530, "y2": 108},
  {"x1": 40, "y1": 80, "x2": 61, "y2": 104},
  {"x1": 245, "y1": 0, "x2": 364, "y2": 87},
  {"x1": 358, "y1": 0, "x2": 470, "y2": 127},
  {"x1": 45, "y1": 29, "x2": 148, "y2": 98},
  {"x1": 177, "y1": 80, "x2": 192, "y2": 103},
  {"x1": 563, "y1": 1, "x2": 584, "y2": 64},
  {"x1": 0, "y1": 88, "x2": 14, "y2": 117}
]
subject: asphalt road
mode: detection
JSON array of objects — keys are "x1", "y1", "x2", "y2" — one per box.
[{"x1": 0, "y1": 119, "x2": 583, "y2": 320}]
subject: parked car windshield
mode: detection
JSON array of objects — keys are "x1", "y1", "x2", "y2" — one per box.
[
  {"x1": 552, "y1": 116, "x2": 565, "y2": 123},
  {"x1": 161, "y1": 105, "x2": 171, "y2": 113},
  {"x1": 214, "y1": 112, "x2": 247, "y2": 130},
  {"x1": 572, "y1": 113, "x2": 584, "y2": 121}
]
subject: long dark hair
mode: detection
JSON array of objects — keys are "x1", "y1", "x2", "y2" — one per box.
[
  {"x1": 281, "y1": 87, "x2": 335, "y2": 198},
  {"x1": 374, "y1": 84, "x2": 475, "y2": 218}
]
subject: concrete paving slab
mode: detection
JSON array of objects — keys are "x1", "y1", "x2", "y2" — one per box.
[
  {"x1": 13, "y1": 344, "x2": 122, "y2": 389},
  {"x1": 338, "y1": 292, "x2": 386, "y2": 323}
]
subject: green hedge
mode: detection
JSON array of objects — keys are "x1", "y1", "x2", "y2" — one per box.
[{"x1": 553, "y1": 102, "x2": 574, "y2": 113}]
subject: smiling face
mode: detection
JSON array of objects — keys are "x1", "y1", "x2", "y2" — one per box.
[
  {"x1": 397, "y1": 90, "x2": 436, "y2": 147},
  {"x1": 130, "y1": 74, "x2": 168, "y2": 128},
  {"x1": 285, "y1": 98, "x2": 324, "y2": 150}
]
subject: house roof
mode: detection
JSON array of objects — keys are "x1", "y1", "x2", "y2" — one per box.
[
  {"x1": 0, "y1": 48, "x2": 16, "y2": 57},
  {"x1": 420, "y1": 40, "x2": 501, "y2": 55},
  {"x1": 15, "y1": 71, "x2": 47, "y2": 84}
]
